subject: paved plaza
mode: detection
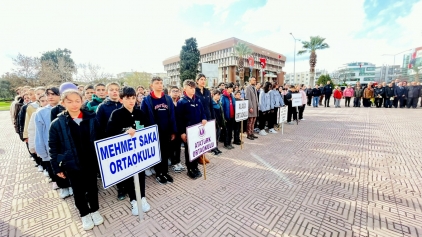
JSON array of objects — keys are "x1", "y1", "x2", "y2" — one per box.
[{"x1": 1, "y1": 107, "x2": 422, "y2": 237}]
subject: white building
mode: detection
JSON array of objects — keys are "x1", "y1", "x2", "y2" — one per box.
[
  {"x1": 285, "y1": 69, "x2": 328, "y2": 86},
  {"x1": 334, "y1": 62, "x2": 377, "y2": 85}
]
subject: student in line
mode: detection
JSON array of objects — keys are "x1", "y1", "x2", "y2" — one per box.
[
  {"x1": 49, "y1": 89, "x2": 104, "y2": 231},
  {"x1": 233, "y1": 91, "x2": 242, "y2": 145},
  {"x1": 176, "y1": 80, "x2": 207, "y2": 179},
  {"x1": 106, "y1": 86, "x2": 151, "y2": 216},
  {"x1": 82, "y1": 85, "x2": 95, "y2": 108},
  {"x1": 258, "y1": 82, "x2": 273, "y2": 134},
  {"x1": 86, "y1": 83, "x2": 106, "y2": 112},
  {"x1": 211, "y1": 89, "x2": 224, "y2": 156},
  {"x1": 298, "y1": 85, "x2": 307, "y2": 120},
  {"x1": 28, "y1": 93, "x2": 48, "y2": 174},
  {"x1": 169, "y1": 86, "x2": 186, "y2": 172},
  {"x1": 141, "y1": 77, "x2": 177, "y2": 184},
  {"x1": 220, "y1": 83, "x2": 237, "y2": 148}
]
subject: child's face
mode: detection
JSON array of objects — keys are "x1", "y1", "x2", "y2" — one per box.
[
  {"x1": 184, "y1": 86, "x2": 195, "y2": 97},
  {"x1": 35, "y1": 90, "x2": 45, "y2": 100},
  {"x1": 227, "y1": 87, "x2": 233, "y2": 93},
  {"x1": 170, "y1": 88, "x2": 179, "y2": 99},
  {"x1": 197, "y1": 77, "x2": 206, "y2": 87},
  {"x1": 62, "y1": 93, "x2": 82, "y2": 114},
  {"x1": 108, "y1": 85, "x2": 120, "y2": 101},
  {"x1": 213, "y1": 94, "x2": 220, "y2": 101},
  {"x1": 28, "y1": 90, "x2": 36, "y2": 102},
  {"x1": 122, "y1": 96, "x2": 136, "y2": 110},
  {"x1": 47, "y1": 90, "x2": 60, "y2": 106},
  {"x1": 151, "y1": 80, "x2": 163, "y2": 92},
  {"x1": 235, "y1": 93, "x2": 241, "y2": 99},
  {"x1": 95, "y1": 86, "x2": 106, "y2": 98},
  {"x1": 85, "y1": 89, "x2": 94, "y2": 101},
  {"x1": 24, "y1": 95, "x2": 30, "y2": 103},
  {"x1": 39, "y1": 97, "x2": 48, "y2": 107}
]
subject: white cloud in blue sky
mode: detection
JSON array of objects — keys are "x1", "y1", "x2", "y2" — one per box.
[{"x1": 0, "y1": 0, "x2": 421, "y2": 76}]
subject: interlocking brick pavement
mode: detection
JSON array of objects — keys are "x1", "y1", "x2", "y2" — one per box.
[{"x1": 1, "y1": 106, "x2": 422, "y2": 237}]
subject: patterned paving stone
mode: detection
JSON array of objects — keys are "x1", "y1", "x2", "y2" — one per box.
[{"x1": 2, "y1": 107, "x2": 422, "y2": 236}]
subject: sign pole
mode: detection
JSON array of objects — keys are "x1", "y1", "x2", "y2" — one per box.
[
  {"x1": 296, "y1": 106, "x2": 299, "y2": 125},
  {"x1": 240, "y1": 120, "x2": 243, "y2": 150},
  {"x1": 202, "y1": 154, "x2": 207, "y2": 180},
  {"x1": 133, "y1": 174, "x2": 143, "y2": 221}
]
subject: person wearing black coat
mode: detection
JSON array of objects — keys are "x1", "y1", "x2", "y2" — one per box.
[
  {"x1": 311, "y1": 85, "x2": 322, "y2": 107},
  {"x1": 323, "y1": 81, "x2": 333, "y2": 107},
  {"x1": 49, "y1": 90, "x2": 104, "y2": 230},
  {"x1": 284, "y1": 86, "x2": 297, "y2": 124},
  {"x1": 374, "y1": 85, "x2": 384, "y2": 108},
  {"x1": 406, "y1": 82, "x2": 421, "y2": 108},
  {"x1": 394, "y1": 82, "x2": 407, "y2": 108},
  {"x1": 384, "y1": 83, "x2": 395, "y2": 108},
  {"x1": 306, "y1": 86, "x2": 313, "y2": 106}
]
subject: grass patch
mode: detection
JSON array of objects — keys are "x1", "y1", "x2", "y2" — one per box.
[{"x1": 0, "y1": 101, "x2": 11, "y2": 111}]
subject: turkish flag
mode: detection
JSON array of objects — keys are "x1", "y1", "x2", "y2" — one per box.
[{"x1": 260, "y1": 58, "x2": 266, "y2": 69}]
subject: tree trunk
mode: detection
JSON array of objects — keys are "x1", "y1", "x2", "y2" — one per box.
[{"x1": 309, "y1": 51, "x2": 317, "y2": 86}]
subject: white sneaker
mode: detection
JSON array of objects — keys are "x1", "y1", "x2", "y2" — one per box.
[
  {"x1": 269, "y1": 128, "x2": 278, "y2": 134},
  {"x1": 168, "y1": 159, "x2": 172, "y2": 166},
  {"x1": 172, "y1": 164, "x2": 182, "y2": 173},
  {"x1": 178, "y1": 163, "x2": 186, "y2": 171},
  {"x1": 81, "y1": 214, "x2": 94, "y2": 230},
  {"x1": 301, "y1": 118, "x2": 306, "y2": 120},
  {"x1": 68, "y1": 187, "x2": 73, "y2": 196},
  {"x1": 91, "y1": 211, "x2": 104, "y2": 226},
  {"x1": 131, "y1": 200, "x2": 139, "y2": 216},
  {"x1": 43, "y1": 170, "x2": 49, "y2": 177},
  {"x1": 59, "y1": 188, "x2": 70, "y2": 199},
  {"x1": 52, "y1": 182, "x2": 59, "y2": 190},
  {"x1": 141, "y1": 197, "x2": 150, "y2": 213},
  {"x1": 150, "y1": 167, "x2": 156, "y2": 175},
  {"x1": 259, "y1": 130, "x2": 267, "y2": 136},
  {"x1": 37, "y1": 166, "x2": 43, "y2": 172},
  {"x1": 254, "y1": 128, "x2": 260, "y2": 133},
  {"x1": 264, "y1": 126, "x2": 268, "y2": 129},
  {"x1": 145, "y1": 168, "x2": 152, "y2": 176},
  {"x1": 288, "y1": 122, "x2": 294, "y2": 125}
]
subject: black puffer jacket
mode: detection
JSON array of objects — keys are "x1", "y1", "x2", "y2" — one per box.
[{"x1": 49, "y1": 110, "x2": 98, "y2": 174}]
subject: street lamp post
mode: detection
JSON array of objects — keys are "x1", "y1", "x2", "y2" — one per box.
[
  {"x1": 290, "y1": 33, "x2": 300, "y2": 85},
  {"x1": 382, "y1": 48, "x2": 412, "y2": 80}
]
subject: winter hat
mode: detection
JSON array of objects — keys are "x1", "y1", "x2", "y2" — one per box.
[
  {"x1": 46, "y1": 86, "x2": 60, "y2": 96},
  {"x1": 59, "y1": 82, "x2": 78, "y2": 94}
]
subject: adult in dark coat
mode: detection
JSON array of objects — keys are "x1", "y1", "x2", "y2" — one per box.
[
  {"x1": 245, "y1": 77, "x2": 259, "y2": 140},
  {"x1": 406, "y1": 82, "x2": 421, "y2": 108},
  {"x1": 323, "y1": 81, "x2": 333, "y2": 107},
  {"x1": 394, "y1": 82, "x2": 406, "y2": 108}
]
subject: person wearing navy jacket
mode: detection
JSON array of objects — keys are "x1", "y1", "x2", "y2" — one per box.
[
  {"x1": 394, "y1": 82, "x2": 406, "y2": 108},
  {"x1": 195, "y1": 73, "x2": 214, "y2": 164},
  {"x1": 220, "y1": 83, "x2": 237, "y2": 149},
  {"x1": 323, "y1": 81, "x2": 333, "y2": 107},
  {"x1": 176, "y1": 80, "x2": 207, "y2": 179},
  {"x1": 141, "y1": 77, "x2": 177, "y2": 185}
]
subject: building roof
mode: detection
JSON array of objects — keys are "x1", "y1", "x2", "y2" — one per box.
[{"x1": 163, "y1": 37, "x2": 286, "y2": 65}]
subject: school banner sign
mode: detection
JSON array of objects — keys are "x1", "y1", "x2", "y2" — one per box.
[
  {"x1": 277, "y1": 106, "x2": 288, "y2": 124},
  {"x1": 186, "y1": 120, "x2": 217, "y2": 162},
  {"x1": 292, "y1": 93, "x2": 302, "y2": 107},
  {"x1": 235, "y1": 100, "x2": 248, "y2": 122},
  {"x1": 94, "y1": 125, "x2": 161, "y2": 189}
]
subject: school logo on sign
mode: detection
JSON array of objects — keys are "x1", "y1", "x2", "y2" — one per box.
[{"x1": 198, "y1": 126, "x2": 205, "y2": 137}]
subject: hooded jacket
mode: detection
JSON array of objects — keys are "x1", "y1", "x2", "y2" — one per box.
[
  {"x1": 220, "y1": 90, "x2": 236, "y2": 120},
  {"x1": 176, "y1": 94, "x2": 207, "y2": 135},
  {"x1": 49, "y1": 110, "x2": 99, "y2": 174},
  {"x1": 343, "y1": 88, "x2": 354, "y2": 97},
  {"x1": 35, "y1": 105, "x2": 53, "y2": 161},
  {"x1": 96, "y1": 97, "x2": 122, "y2": 139},
  {"x1": 212, "y1": 100, "x2": 225, "y2": 128},
  {"x1": 86, "y1": 95, "x2": 105, "y2": 112},
  {"x1": 140, "y1": 92, "x2": 177, "y2": 136},
  {"x1": 333, "y1": 90, "x2": 343, "y2": 99}
]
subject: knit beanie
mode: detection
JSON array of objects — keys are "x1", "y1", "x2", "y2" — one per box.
[{"x1": 59, "y1": 82, "x2": 78, "y2": 94}]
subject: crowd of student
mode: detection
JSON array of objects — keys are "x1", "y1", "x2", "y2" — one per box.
[
  {"x1": 9, "y1": 73, "x2": 308, "y2": 231},
  {"x1": 305, "y1": 79, "x2": 422, "y2": 109}
]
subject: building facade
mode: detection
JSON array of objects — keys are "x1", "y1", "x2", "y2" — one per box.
[
  {"x1": 333, "y1": 62, "x2": 377, "y2": 85},
  {"x1": 285, "y1": 69, "x2": 328, "y2": 86},
  {"x1": 163, "y1": 37, "x2": 286, "y2": 86}
]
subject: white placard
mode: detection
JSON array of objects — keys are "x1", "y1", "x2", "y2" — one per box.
[
  {"x1": 277, "y1": 106, "x2": 288, "y2": 124},
  {"x1": 186, "y1": 120, "x2": 217, "y2": 162},
  {"x1": 95, "y1": 125, "x2": 161, "y2": 189},
  {"x1": 235, "y1": 100, "x2": 248, "y2": 122},
  {"x1": 292, "y1": 93, "x2": 302, "y2": 107}
]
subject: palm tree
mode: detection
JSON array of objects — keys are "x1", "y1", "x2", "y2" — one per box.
[
  {"x1": 297, "y1": 36, "x2": 329, "y2": 85},
  {"x1": 409, "y1": 62, "x2": 421, "y2": 82},
  {"x1": 233, "y1": 42, "x2": 253, "y2": 86}
]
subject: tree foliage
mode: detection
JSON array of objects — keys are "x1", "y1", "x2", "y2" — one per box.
[
  {"x1": 76, "y1": 63, "x2": 114, "y2": 83},
  {"x1": 0, "y1": 78, "x2": 14, "y2": 100},
  {"x1": 233, "y1": 42, "x2": 253, "y2": 86},
  {"x1": 316, "y1": 74, "x2": 332, "y2": 86},
  {"x1": 121, "y1": 72, "x2": 152, "y2": 88},
  {"x1": 179, "y1": 38, "x2": 200, "y2": 86},
  {"x1": 40, "y1": 48, "x2": 77, "y2": 84}
]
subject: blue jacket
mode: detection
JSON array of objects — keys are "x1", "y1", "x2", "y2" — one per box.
[
  {"x1": 220, "y1": 91, "x2": 236, "y2": 120},
  {"x1": 141, "y1": 94, "x2": 177, "y2": 135},
  {"x1": 212, "y1": 100, "x2": 225, "y2": 128},
  {"x1": 195, "y1": 87, "x2": 215, "y2": 121},
  {"x1": 49, "y1": 110, "x2": 98, "y2": 174},
  {"x1": 176, "y1": 94, "x2": 207, "y2": 135},
  {"x1": 259, "y1": 88, "x2": 273, "y2": 112},
  {"x1": 96, "y1": 98, "x2": 122, "y2": 139},
  {"x1": 35, "y1": 105, "x2": 53, "y2": 161},
  {"x1": 394, "y1": 86, "x2": 406, "y2": 97},
  {"x1": 271, "y1": 90, "x2": 285, "y2": 107}
]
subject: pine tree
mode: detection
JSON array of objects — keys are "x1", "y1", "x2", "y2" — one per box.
[{"x1": 179, "y1": 38, "x2": 200, "y2": 86}]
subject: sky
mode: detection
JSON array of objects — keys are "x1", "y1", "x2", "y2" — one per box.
[{"x1": 1, "y1": 0, "x2": 421, "y2": 77}]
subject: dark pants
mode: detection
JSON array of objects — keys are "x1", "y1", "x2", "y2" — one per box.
[
  {"x1": 324, "y1": 95, "x2": 331, "y2": 107},
  {"x1": 268, "y1": 107, "x2": 278, "y2": 128},
  {"x1": 398, "y1": 97, "x2": 406, "y2": 108},
  {"x1": 298, "y1": 105, "x2": 305, "y2": 120},
  {"x1": 154, "y1": 136, "x2": 170, "y2": 175},
  {"x1": 42, "y1": 161, "x2": 54, "y2": 179},
  {"x1": 225, "y1": 118, "x2": 235, "y2": 146},
  {"x1": 407, "y1": 97, "x2": 418, "y2": 108},
  {"x1": 385, "y1": 98, "x2": 393, "y2": 108},
  {"x1": 353, "y1": 97, "x2": 361, "y2": 107},
  {"x1": 287, "y1": 106, "x2": 297, "y2": 122},
  {"x1": 363, "y1": 98, "x2": 370, "y2": 107},
  {"x1": 307, "y1": 96, "x2": 312, "y2": 106},
  {"x1": 393, "y1": 97, "x2": 398, "y2": 108},
  {"x1": 212, "y1": 126, "x2": 221, "y2": 151},
  {"x1": 319, "y1": 95, "x2": 324, "y2": 105},
  {"x1": 121, "y1": 172, "x2": 145, "y2": 201},
  {"x1": 170, "y1": 136, "x2": 181, "y2": 165},
  {"x1": 234, "y1": 121, "x2": 241, "y2": 143},
  {"x1": 375, "y1": 98, "x2": 383, "y2": 108},
  {"x1": 345, "y1": 97, "x2": 351, "y2": 107},
  {"x1": 258, "y1": 111, "x2": 268, "y2": 130},
  {"x1": 66, "y1": 170, "x2": 99, "y2": 217},
  {"x1": 184, "y1": 142, "x2": 198, "y2": 170}
]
